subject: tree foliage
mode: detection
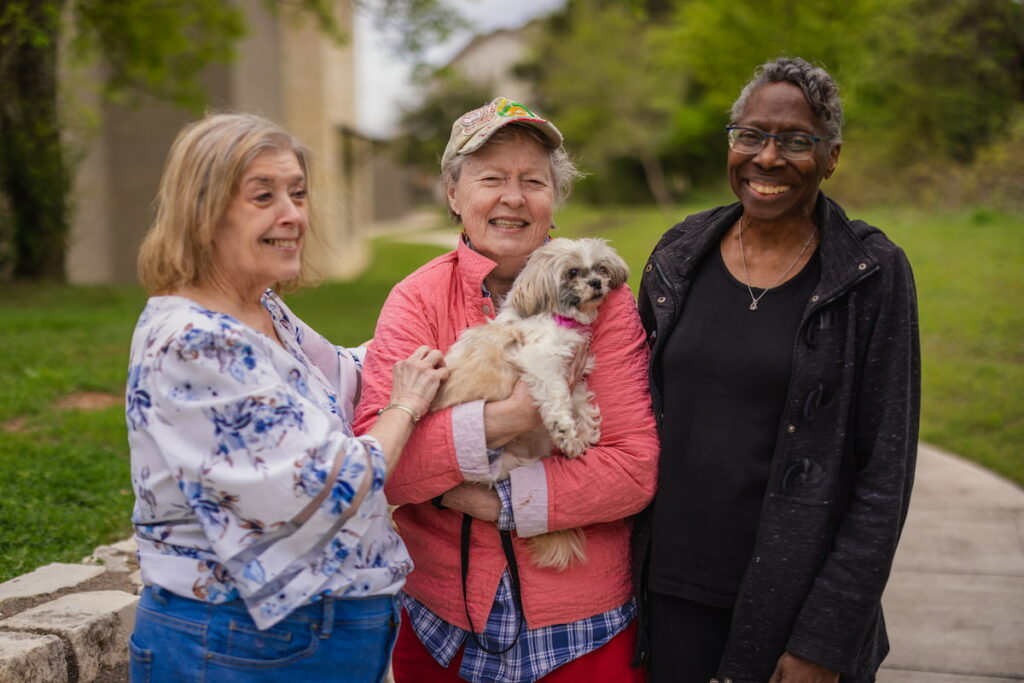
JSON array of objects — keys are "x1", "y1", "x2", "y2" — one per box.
[
  {"x1": 514, "y1": 0, "x2": 1023, "y2": 204},
  {"x1": 533, "y1": 2, "x2": 683, "y2": 206},
  {"x1": 0, "y1": 0, "x2": 459, "y2": 280},
  {"x1": 848, "y1": 0, "x2": 1024, "y2": 164},
  {"x1": 395, "y1": 70, "x2": 493, "y2": 173},
  {"x1": 1, "y1": 1, "x2": 72, "y2": 279}
]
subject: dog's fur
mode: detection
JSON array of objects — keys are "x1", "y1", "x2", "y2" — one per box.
[{"x1": 432, "y1": 237, "x2": 629, "y2": 570}]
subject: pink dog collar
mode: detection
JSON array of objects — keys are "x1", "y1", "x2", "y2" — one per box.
[{"x1": 553, "y1": 314, "x2": 591, "y2": 333}]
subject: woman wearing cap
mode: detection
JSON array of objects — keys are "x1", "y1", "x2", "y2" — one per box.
[
  {"x1": 636, "y1": 58, "x2": 920, "y2": 681},
  {"x1": 126, "y1": 112, "x2": 448, "y2": 681},
  {"x1": 354, "y1": 98, "x2": 658, "y2": 682}
]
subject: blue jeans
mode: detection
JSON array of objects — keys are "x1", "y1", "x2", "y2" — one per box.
[{"x1": 130, "y1": 586, "x2": 400, "y2": 682}]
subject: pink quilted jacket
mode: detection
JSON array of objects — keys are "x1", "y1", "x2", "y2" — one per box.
[{"x1": 354, "y1": 240, "x2": 659, "y2": 630}]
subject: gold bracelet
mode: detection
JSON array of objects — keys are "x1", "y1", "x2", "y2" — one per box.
[{"x1": 377, "y1": 402, "x2": 421, "y2": 423}]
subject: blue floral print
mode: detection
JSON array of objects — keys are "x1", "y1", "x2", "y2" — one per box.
[
  {"x1": 126, "y1": 292, "x2": 411, "y2": 630},
  {"x1": 178, "y1": 326, "x2": 258, "y2": 382},
  {"x1": 125, "y1": 364, "x2": 152, "y2": 430}
]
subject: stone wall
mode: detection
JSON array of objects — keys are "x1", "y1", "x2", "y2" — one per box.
[{"x1": 0, "y1": 540, "x2": 140, "y2": 682}]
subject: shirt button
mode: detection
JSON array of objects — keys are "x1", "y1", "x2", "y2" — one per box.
[
  {"x1": 650, "y1": 330, "x2": 657, "y2": 339},
  {"x1": 644, "y1": 264, "x2": 653, "y2": 273},
  {"x1": 481, "y1": 305, "x2": 490, "y2": 314},
  {"x1": 787, "y1": 424, "x2": 797, "y2": 433},
  {"x1": 657, "y1": 296, "x2": 666, "y2": 304}
]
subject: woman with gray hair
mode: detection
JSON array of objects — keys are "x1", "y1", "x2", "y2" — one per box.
[
  {"x1": 636, "y1": 57, "x2": 920, "y2": 681},
  {"x1": 355, "y1": 97, "x2": 658, "y2": 682}
]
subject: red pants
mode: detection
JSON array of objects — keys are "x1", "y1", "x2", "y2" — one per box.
[{"x1": 391, "y1": 611, "x2": 645, "y2": 683}]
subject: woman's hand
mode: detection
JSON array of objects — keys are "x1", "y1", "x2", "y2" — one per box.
[
  {"x1": 439, "y1": 482, "x2": 500, "y2": 522},
  {"x1": 768, "y1": 653, "x2": 839, "y2": 683},
  {"x1": 368, "y1": 346, "x2": 447, "y2": 476},
  {"x1": 388, "y1": 345, "x2": 448, "y2": 417},
  {"x1": 483, "y1": 380, "x2": 542, "y2": 449}
]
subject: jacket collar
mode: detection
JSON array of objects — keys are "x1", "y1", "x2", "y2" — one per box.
[
  {"x1": 652, "y1": 192, "x2": 879, "y2": 304},
  {"x1": 812, "y1": 194, "x2": 881, "y2": 304},
  {"x1": 455, "y1": 236, "x2": 499, "y2": 297}
]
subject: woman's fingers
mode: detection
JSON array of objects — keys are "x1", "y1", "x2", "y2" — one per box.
[
  {"x1": 409, "y1": 346, "x2": 446, "y2": 369},
  {"x1": 389, "y1": 347, "x2": 449, "y2": 415}
]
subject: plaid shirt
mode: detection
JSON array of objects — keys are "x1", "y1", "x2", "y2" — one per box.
[{"x1": 402, "y1": 479, "x2": 635, "y2": 683}]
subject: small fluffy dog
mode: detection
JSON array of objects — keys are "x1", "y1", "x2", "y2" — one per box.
[{"x1": 432, "y1": 237, "x2": 629, "y2": 569}]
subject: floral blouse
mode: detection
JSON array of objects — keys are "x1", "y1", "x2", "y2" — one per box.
[{"x1": 126, "y1": 291, "x2": 411, "y2": 629}]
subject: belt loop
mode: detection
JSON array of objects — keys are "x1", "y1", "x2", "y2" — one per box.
[{"x1": 320, "y1": 596, "x2": 334, "y2": 639}]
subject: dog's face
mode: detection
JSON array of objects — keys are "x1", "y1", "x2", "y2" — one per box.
[{"x1": 506, "y1": 238, "x2": 630, "y2": 323}]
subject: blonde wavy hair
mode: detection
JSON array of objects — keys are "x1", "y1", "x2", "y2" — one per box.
[{"x1": 137, "y1": 112, "x2": 316, "y2": 295}]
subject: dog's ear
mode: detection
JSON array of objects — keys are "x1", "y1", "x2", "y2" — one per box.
[
  {"x1": 507, "y1": 245, "x2": 559, "y2": 317},
  {"x1": 585, "y1": 238, "x2": 630, "y2": 289},
  {"x1": 602, "y1": 248, "x2": 630, "y2": 289}
]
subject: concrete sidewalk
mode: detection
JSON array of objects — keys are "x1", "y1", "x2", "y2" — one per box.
[{"x1": 878, "y1": 444, "x2": 1024, "y2": 682}]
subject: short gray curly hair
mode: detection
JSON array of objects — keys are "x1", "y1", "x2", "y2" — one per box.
[{"x1": 730, "y1": 57, "x2": 844, "y2": 145}]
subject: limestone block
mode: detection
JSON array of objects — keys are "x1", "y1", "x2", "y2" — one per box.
[
  {"x1": 82, "y1": 537, "x2": 138, "y2": 573},
  {"x1": 82, "y1": 545, "x2": 132, "y2": 573},
  {"x1": 0, "y1": 590, "x2": 138, "y2": 682},
  {"x1": 0, "y1": 631, "x2": 68, "y2": 683},
  {"x1": 0, "y1": 563, "x2": 104, "y2": 603},
  {"x1": 109, "y1": 538, "x2": 137, "y2": 555}
]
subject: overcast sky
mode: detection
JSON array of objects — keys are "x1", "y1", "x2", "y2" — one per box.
[{"x1": 354, "y1": 0, "x2": 565, "y2": 138}]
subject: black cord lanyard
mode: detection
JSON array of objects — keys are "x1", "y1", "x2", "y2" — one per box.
[{"x1": 460, "y1": 513, "x2": 525, "y2": 655}]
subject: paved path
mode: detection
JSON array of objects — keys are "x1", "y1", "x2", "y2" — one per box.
[{"x1": 879, "y1": 444, "x2": 1024, "y2": 681}]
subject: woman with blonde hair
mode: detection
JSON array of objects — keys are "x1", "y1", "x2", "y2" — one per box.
[{"x1": 126, "y1": 112, "x2": 448, "y2": 681}]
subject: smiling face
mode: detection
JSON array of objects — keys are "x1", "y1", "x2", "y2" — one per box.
[
  {"x1": 447, "y1": 131, "x2": 555, "y2": 275},
  {"x1": 210, "y1": 149, "x2": 308, "y2": 297},
  {"x1": 728, "y1": 81, "x2": 840, "y2": 225}
]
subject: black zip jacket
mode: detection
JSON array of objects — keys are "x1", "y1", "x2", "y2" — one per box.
[{"x1": 634, "y1": 193, "x2": 921, "y2": 682}]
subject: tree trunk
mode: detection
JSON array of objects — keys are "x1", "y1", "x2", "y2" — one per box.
[
  {"x1": 638, "y1": 150, "x2": 673, "y2": 208},
  {"x1": 0, "y1": 0, "x2": 70, "y2": 281}
]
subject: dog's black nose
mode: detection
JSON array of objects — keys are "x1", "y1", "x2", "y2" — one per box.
[{"x1": 588, "y1": 279, "x2": 602, "y2": 290}]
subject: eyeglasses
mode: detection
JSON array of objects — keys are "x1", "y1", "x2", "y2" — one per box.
[{"x1": 726, "y1": 126, "x2": 821, "y2": 161}]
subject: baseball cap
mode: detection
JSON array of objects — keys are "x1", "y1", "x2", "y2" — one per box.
[{"x1": 441, "y1": 97, "x2": 563, "y2": 168}]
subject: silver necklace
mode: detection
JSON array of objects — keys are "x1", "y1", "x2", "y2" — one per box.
[{"x1": 737, "y1": 217, "x2": 817, "y2": 311}]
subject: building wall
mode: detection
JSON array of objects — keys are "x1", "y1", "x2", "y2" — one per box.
[
  {"x1": 447, "y1": 24, "x2": 540, "y2": 103},
  {"x1": 65, "y1": 0, "x2": 369, "y2": 284}
]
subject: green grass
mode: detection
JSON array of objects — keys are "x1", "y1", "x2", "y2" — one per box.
[
  {"x1": 0, "y1": 284, "x2": 148, "y2": 580},
  {"x1": 0, "y1": 201, "x2": 1019, "y2": 582},
  {"x1": 856, "y1": 206, "x2": 1024, "y2": 483}
]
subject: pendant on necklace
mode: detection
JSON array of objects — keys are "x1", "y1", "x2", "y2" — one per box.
[{"x1": 749, "y1": 301, "x2": 759, "y2": 311}]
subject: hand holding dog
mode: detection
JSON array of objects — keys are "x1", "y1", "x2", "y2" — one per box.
[
  {"x1": 389, "y1": 345, "x2": 449, "y2": 418},
  {"x1": 484, "y1": 380, "x2": 542, "y2": 449},
  {"x1": 370, "y1": 346, "x2": 448, "y2": 475},
  {"x1": 439, "y1": 483, "x2": 500, "y2": 522}
]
